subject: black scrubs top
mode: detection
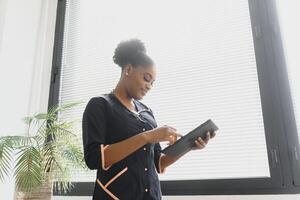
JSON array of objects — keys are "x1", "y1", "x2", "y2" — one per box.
[{"x1": 82, "y1": 92, "x2": 165, "y2": 200}]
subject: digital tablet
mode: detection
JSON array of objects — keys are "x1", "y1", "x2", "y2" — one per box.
[{"x1": 160, "y1": 119, "x2": 218, "y2": 156}]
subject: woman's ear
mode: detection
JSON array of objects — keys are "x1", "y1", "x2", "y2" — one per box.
[{"x1": 124, "y1": 64, "x2": 133, "y2": 76}]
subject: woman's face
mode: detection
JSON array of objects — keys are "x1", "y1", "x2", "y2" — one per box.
[{"x1": 126, "y1": 65, "x2": 157, "y2": 100}]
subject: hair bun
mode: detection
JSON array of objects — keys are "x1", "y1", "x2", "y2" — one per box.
[{"x1": 113, "y1": 38, "x2": 147, "y2": 67}]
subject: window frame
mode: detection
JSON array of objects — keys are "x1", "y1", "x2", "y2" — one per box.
[{"x1": 50, "y1": 0, "x2": 300, "y2": 196}]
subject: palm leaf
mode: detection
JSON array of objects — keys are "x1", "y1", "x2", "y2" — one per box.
[
  {"x1": 34, "y1": 113, "x2": 48, "y2": 120},
  {"x1": 56, "y1": 138, "x2": 86, "y2": 169},
  {"x1": 14, "y1": 146, "x2": 42, "y2": 192},
  {"x1": 4, "y1": 136, "x2": 35, "y2": 149},
  {"x1": 41, "y1": 141, "x2": 64, "y2": 174},
  {"x1": 22, "y1": 116, "x2": 34, "y2": 125},
  {"x1": 0, "y1": 138, "x2": 13, "y2": 181},
  {"x1": 48, "y1": 102, "x2": 82, "y2": 118},
  {"x1": 40, "y1": 121, "x2": 76, "y2": 144}
]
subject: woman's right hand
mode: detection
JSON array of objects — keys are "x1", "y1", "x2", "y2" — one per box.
[{"x1": 143, "y1": 125, "x2": 183, "y2": 145}]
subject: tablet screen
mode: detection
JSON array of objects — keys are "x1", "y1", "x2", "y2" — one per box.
[{"x1": 161, "y1": 119, "x2": 218, "y2": 156}]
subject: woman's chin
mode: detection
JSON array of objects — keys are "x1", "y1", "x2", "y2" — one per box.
[
  {"x1": 135, "y1": 94, "x2": 144, "y2": 100},
  {"x1": 137, "y1": 96, "x2": 144, "y2": 100}
]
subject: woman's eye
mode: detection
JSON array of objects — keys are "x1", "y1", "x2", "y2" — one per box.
[{"x1": 144, "y1": 76, "x2": 151, "y2": 82}]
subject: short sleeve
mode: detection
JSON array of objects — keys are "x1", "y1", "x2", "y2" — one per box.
[
  {"x1": 82, "y1": 97, "x2": 112, "y2": 170},
  {"x1": 148, "y1": 108, "x2": 166, "y2": 174},
  {"x1": 154, "y1": 143, "x2": 166, "y2": 174}
]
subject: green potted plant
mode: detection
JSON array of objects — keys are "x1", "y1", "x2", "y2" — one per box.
[{"x1": 0, "y1": 102, "x2": 86, "y2": 200}]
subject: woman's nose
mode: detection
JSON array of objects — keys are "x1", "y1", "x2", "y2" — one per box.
[{"x1": 145, "y1": 83, "x2": 152, "y2": 90}]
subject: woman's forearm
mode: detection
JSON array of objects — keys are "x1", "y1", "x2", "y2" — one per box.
[
  {"x1": 103, "y1": 132, "x2": 149, "y2": 168},
  {"x1": 160, "y1": 149, "x2": 190, "y2": 169}
]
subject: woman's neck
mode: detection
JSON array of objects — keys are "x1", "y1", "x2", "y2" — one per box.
[
  {"x1": 112, "y1": 84, "x2": 130, "y2": 99},
  {"x1": 112, "y1": 84, "x2": 136, "y2": 111}
]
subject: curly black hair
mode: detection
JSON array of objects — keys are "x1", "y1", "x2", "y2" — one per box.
[{"x1": 113, "y1": 38, "x2": 154, "y2": 69}]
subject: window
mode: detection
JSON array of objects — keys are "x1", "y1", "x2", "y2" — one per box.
[
  {"x1": 276, "y1": 0, "x2": 300, "y2": 145},
  {"x1": 50, "y1": 0, "x2": 300, "y2": 195},
  {"x1": 275, "y1": 0, "x2": 300, "y2": 186}
]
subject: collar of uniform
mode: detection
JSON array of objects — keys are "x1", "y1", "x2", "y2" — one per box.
[{"x1": 109, "y1": 92, "x2": 142, "y2": 115}]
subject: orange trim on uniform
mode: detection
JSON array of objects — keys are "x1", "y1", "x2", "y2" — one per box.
[
  {"x1": 158, "y1": 154, "x2": 166, "y2": 174},
  {"x1": 96, "y1": 166, "x2": 128, "y2": 200},
  {"x1": 101, "y1": 144, "x2": 112, "y2": 170},
  {"x1": 105, "y1": 167, "x2": 128, "y2": 187},
  {"x1": 96, "y1": 179, "x2": 119, "y2": 200}
]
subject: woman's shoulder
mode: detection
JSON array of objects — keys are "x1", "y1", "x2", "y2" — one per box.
[{"x1": 85, "y1": 93, "x2": 114, "y2": 109}]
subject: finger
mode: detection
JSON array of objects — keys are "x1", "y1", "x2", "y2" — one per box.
[
  {"x1": 167, "y1": 136, "x2": 174, "y2": 145},
  {"x1": 197, "y1": 137, "x2": 206, "y2": 146},
  {"x1": 173, "y1": 132, "x2": 183, "y2": 138},
  {"x1": 204, "y1": 137, "x2": 210, "y2": 144},
  {"x1": 168, "y1": 132, "x2": 181, "y2": 142},
  {"x1": 170, "y1": 133, "x2": 177, "y2": 140},
  {"x1": 204, "y1": 132, "x2": 210, "y2": 143},
  {"x1": 194, "y1": 140, "x2": 205, "y2": 149},
  {"x1": 167, "y1": 135, "x2": 176, "y2": 145},
  {"x1": 167, "y1": 125, "x2": 177, "y2": 132}
]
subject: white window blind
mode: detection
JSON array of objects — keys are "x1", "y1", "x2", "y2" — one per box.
[
  {"x1": 276, "y1": 0, "x2": 300, "y2": 144},
  {"x1": 60, "y1": 0, "x2": 270, "y2": 182}
]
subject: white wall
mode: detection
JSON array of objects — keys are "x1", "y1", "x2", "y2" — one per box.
[
  {"x1": 0, "y1": 0, "x2": 299, "y2": 199},
  {"x1": 0, "y1": 0, "x2": 57, "y2": 199}
]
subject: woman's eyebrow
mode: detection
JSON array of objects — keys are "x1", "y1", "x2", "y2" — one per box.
[{"x1": 145, "y1": 72, "x2": 154, "y2": 80}]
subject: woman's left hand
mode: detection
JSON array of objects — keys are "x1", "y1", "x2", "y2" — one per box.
[{"x1": 191, "y1": 131, "x2": 216, "y2": 150}]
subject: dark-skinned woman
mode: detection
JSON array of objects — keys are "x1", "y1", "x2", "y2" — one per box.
[{"x1": 82, "y1": 38, "x2": 215, "y2": 200}]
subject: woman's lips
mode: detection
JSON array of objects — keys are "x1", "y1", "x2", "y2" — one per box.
[{"x1": 141, "y1": 89, "x2": 147, "y2": 95}]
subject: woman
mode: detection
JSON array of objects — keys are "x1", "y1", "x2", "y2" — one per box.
[{"x1": 82, "y1": 39, "x2": 215, "y2": 200}]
